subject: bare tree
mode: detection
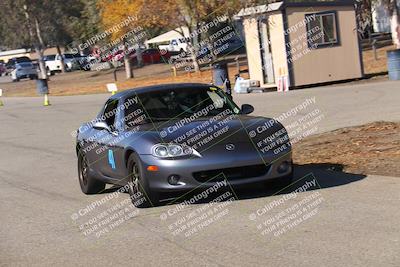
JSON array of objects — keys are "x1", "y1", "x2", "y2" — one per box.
[
  {"x1": 388, "y1": 0, "x2": 400, "y2": 48},
  {"x1": 376, "y1": 0, "x2": 400, "y2": 47},
  {"x1": 23, "y1": 3, "x2": 47, "y2": 79}
]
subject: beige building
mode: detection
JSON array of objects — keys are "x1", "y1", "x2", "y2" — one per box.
[
  {"x1": 0, "y1": 49, "x2": 31, "y2": 63},
  {"x1": 0, "y1": 47, "x2": 65, "y2": 63},
  {"x1": 30, "y1": 47, "x2": 65, "y2": 60},
  {"x1": 238, "y1": 0, "x2": 363, "y2": 89}
]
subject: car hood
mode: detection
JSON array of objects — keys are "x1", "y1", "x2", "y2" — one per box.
[{"x1": 126, "y1": 115, "x2": 288, "y2": 155}]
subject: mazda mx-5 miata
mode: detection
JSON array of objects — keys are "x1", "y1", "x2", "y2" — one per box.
[{"x1": 76, "y1": 83, "x2": 293, "y2": 207}]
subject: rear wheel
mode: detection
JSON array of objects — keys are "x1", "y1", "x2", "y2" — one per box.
[
  {"x1": 78, "y1": 151, "x2": 105, "y2": 194},
  {"x1": 127, "y1": 153, "x2": 159, "y2": 208}
]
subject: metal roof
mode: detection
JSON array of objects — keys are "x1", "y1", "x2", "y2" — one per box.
[
  {"x1": 237, "y1": 0, "x2": 355, "y2": 17},
  {"x1": 0, "y1": 49, "x2": 30, "y2": 57}
]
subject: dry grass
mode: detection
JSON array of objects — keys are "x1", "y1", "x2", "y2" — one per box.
[
  {"x1": 362, "y1": 44, "x2": 396, "y2": 75},
  {"x1": 294, "y1": 122, "x2": 400, "y2": 177}
]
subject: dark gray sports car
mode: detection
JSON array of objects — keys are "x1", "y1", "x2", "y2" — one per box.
[{"x1": 76, "y1": 83, "x2": 292, "y2": 207}]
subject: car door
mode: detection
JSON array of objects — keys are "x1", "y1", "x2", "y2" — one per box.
[
  {"x1": 94, "y1": 99, "x2": 122, "y2": 179},
  {"x1": 55, "y1": 54, "x2": 62, "y2": 70}
]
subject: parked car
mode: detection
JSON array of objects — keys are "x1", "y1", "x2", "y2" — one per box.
[
  {"x1": 102, "y1": 49, "x2": 125, "y2": 63},
  {"x1": 159, "y1": 38, "x2": 189, "y2": 53},
  {"x1": 5, "y1": 56, "x2": 32, "y2": 76},
  {"x1": 44, "y1": 53, "x2": 80, "y2": 75},
  {"x1": 0, "y1": 62, "x2": 6, "y2": 76},
  {"x1": 75, "y1": 83, "x2": 292, "y2": 208},
  {"x1": 10, "y1": 62, "x2": 38, "y2": 82},
  {"x1": 130, "y1": 48, "x2": 171, "y2": 65},
  {"x1": 112, "y1": 50, "x2": 125, "y2": 62},
  {"x1": 72, "y1": 54, "x2": 92, "y2": 71}
]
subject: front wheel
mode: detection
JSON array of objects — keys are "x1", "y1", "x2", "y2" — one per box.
[
  {"x1": 127, "y1": 153, "x2": 159, "y2": 208},
  {"x1": 78, "y1": 151, "x2": 105, "y2": 194}
]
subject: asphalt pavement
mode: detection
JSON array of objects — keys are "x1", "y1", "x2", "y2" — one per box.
[{"x1": 0, "y1": 80, "x2": 399, "y2": 266}]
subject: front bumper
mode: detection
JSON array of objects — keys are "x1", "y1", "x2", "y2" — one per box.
[{"x1": 140, "y1": 145, "x2": 292, "y2": 193}]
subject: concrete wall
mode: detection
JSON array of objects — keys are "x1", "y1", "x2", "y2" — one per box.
[{"x1": 286, "y1": 6, "x2": 363, "y2": 87}]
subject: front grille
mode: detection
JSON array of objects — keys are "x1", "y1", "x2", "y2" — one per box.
[{"x1": 193, "y1": 164, "x2": 270, "y2": 183}]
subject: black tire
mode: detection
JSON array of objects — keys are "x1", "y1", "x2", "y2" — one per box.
[
  {"x1": 127, "y1": 153, "x2": 159, "y2": 208},
  {"x1": 78, "y1": 151, "x2": 105, "y2": 194}
]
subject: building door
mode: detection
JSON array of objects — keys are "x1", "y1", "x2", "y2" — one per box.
[{"x1": 258, "y1": 18, "x2": 275, "y2": 84}]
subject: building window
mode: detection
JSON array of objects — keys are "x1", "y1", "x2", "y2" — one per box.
[{"x1": 306, "y1": 11, "x2": 339, "y2": 48}]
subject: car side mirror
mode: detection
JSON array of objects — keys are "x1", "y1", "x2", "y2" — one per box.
[
  {"x1": 241, "y1": 104, "x2": 254, "y2": 115},
  {"x1": 93, "y1": 121, "x2": 112, "y2": 132}
]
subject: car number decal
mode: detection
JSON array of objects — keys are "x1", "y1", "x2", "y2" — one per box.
[{"x1": 108, "y1": 149, "x2": 116, "y2": 169}]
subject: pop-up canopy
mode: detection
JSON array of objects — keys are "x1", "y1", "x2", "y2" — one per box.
[{"x1": 145, "y1": 27, "x2": 190, "y2": 45}]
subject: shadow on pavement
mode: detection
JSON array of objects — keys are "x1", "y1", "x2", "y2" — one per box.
[{"x1": 229, "y1": 163, "x2": 367, "y2": 201}]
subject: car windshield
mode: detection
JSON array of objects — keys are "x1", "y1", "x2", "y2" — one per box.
[
  {"x1": 16, "y1": 57, "x2": 31, "y2": 63},
  {"x1": 64, "y1": 54, "x2": 75, "y2": 59},
  {"x1": 17, "y1": 62, "x2": 32, "y2": 68},
  {"x1": 123, "y1": 87, "x2": 240, "y2": 127},
  {"x1": 45, "y1": 55, "x2": 56, "y2": 60}
]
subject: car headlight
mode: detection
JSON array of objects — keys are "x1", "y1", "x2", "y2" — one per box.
[{"x1": 152, "y1": 144, "x2": 194, "y2": 158}]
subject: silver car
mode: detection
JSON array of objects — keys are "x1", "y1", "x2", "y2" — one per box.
[
  {"x1": 76, "y1": 83, "x2": 293, "y2": 208},
  {"x1": 11, "y1": 62, "x2": 38, "y2": 82}
]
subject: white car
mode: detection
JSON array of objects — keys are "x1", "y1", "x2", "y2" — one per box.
[
  {"x1": 45, "y1": 54, "x2": 80, "y2": 75},
  {"x1": 11, "y1": 62, "x2": 38, "y2": 82},
  {"x1": 159, "y1": 38, "x2": 189, "y2": 53}
]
